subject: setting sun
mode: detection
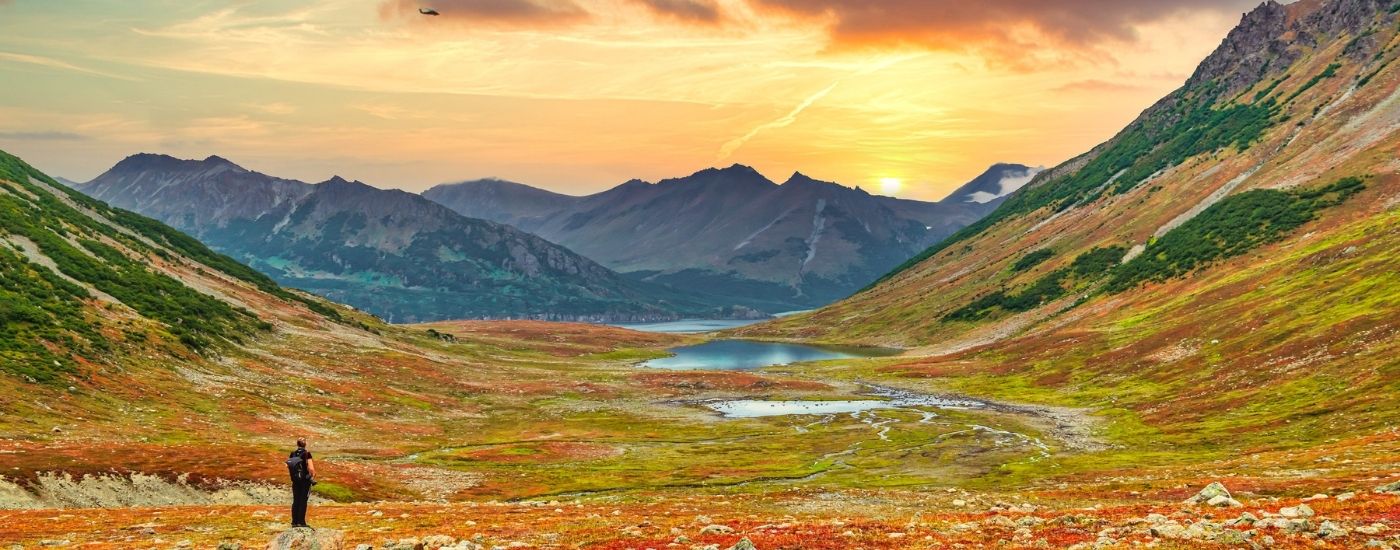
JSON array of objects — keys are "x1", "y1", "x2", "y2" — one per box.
[{"x1": 879, "y1": 177, "x2": 903, "y2": 195}]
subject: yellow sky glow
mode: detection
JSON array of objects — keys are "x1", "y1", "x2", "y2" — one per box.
[{"x1": 0, "y1": 0, "x2": 1247, "y2": 201}]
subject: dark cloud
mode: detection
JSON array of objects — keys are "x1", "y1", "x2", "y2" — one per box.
[
  {"x1": 0, "y1": 131, "x2": 89, "y2": 141},
  {"x1": 747, "y1": 0, "x2": 1261, "y2": 52},
  {"x1": 632, "y1": 0, "x2": 722, "y2": 23},
  {"x1": 379, "y1": 0, "x2": 588, "y2": 26}
]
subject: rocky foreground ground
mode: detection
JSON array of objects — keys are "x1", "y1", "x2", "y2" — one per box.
[{"x1": 2, "y1": 482, "x2": 1397, "y2": 549}]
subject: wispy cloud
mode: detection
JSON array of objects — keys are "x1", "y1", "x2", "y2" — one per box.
[
  {"x1": 718, "y1": 81, "x2": 838, "y2": 160},
  {"x1": 717, "y1": 54, "x2": 918, "y2": 161},
  {"x1": 0, "y1": 131, "x2": 89, "y2": 141},
  {"x1": 0, "y1": 52, "x2": 141, "y2": 81}
]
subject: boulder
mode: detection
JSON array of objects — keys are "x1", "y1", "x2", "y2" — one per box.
[
  {"x1": 1283, "y1": 519, "x2": 1312, "y2": 533},
  {"x1": 380, "y1": 539, "x2": 424, "y2": 550},
  {"x1": 1279, "y1": 503, "x2": 1314, "y2": 518},
  {"x1": 1225, "y1": 512, "x2": 1258, "y2": 527},
  {"x1": 1376, "y1": 481, "x2": 1400, "y2": 494},
  {"x1": 421, "y1": 535, "x2": 457, "y2": 549},
  {"x1": 1317, "y1": 520, "x2": 1349, "y2": 538},
  {"x1": 699, "y1": 525, "x2": 734, "y2": 535},
  {"x1": 1149, "y1": 522, "x2": 1187, "y2": 539},
  {"x1": 727, "y1": 538, "x2": 757, "y2": 550},
  {"x1": 1185, "y1": 482, "x2": 1233, "y2": 505},
  {"x1": 1206, "y1": 495, "x2": 1243, "y2": 508},
  {"x1": 267, "y1": 527, "x2": 346, "y2": 550}
]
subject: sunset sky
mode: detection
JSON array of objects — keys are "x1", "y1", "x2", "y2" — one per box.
[{"x1": 0, "y1": 0, "x2": 1266, "y2": 201}]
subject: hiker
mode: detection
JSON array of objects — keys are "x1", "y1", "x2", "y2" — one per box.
[{"x1": 286, "y1": 437, "x2": 317, "y2": 527}]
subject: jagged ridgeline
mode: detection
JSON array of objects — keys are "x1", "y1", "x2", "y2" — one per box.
[{"x1": 0, "y1": 150, "x2": 338, "y2": 383}]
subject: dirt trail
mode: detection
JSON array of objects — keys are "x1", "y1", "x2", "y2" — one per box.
[{"x1": 0, "y1": 473, "x2": 305, "y2": 509}]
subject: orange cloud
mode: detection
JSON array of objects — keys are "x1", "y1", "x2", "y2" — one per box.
[
  {"x1": 746, "y1": 0, "x2": 1260, "y2": 52},
  {"x1": 632, "y1": 0, "x2": 722, "y2": 23}
]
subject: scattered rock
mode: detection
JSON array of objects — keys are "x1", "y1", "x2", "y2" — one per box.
[
  {"x1": 1213, "y1": 529, "x2": 1251, "y2": 545},
  {"x1": 381, "y1": 537, "x2": 422, "y2": 550},
  {"x1": 219, "y1": 543, "x2": 243, "y2": 550},
  {"x1": 1185, "y1": 482, "x2": 1233, "y2": 505},
  {"x1": 267, "y1": 527, "x2": 345, "y2": 550},
  {"x1": 1317, "y1": 520, "x2": 1349, "y2": 538},
  {"x1": 1149, "y1": 522, "x2": 1187, "y2": 539},
  {"x1": 1356, "y1": 523, "x2": 1388, "y2": 535},
  {"x1": 727, "y1": 538, "x2": 756, "y2": 550},
  {"x1": 421, "y1": 535, "x2": 457, "y2": 549},
  {"x1": 698, "y1": 525, "x2": 734, "y2": 535},
  {"x1": 1225, "y1": 512, "x2": 1259, "y2": 526},
  {"x1": 1206, "y1": 495, "x2": 1243, "y2": 508},
  {"x1": 1376, "y1": 481, "x2": 1400, "y2": 494},
  {"x1": 1337, "y1": 492, "x2": 1356, "y2": 502},
  {"x1": 1279, "y1": 503, "x2": 1314, "y2": 518}
]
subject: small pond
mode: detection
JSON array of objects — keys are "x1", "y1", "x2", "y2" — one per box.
[{"x1": 641, "y1": 339, "x2": 896, "y2": 371}]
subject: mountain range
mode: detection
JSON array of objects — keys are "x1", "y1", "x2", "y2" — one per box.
[
  {"x1": 424, "y1": 164, "x2": 1030, "y2": 312},
  {"x1": 75, "y1": 154, "x2": 719, "y2": 323},
  {"x1": 3, "y1": 0, "x2": 1399, "y2": 544}
]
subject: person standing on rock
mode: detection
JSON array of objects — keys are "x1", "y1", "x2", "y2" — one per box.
[{"x1": 286, "y1": 437, "x2": 317, "y2": 528}]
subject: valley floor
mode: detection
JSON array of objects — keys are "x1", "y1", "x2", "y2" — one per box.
[{"x1": 2, "y1": 318, "x2": 1398, "y2": 548}]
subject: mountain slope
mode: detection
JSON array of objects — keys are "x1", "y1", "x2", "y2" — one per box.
[
  {"x1": 737, "y1": 0, "x2": 1400, "y2": 466},
  {"x1": 424, "y1": 165, "x2": 1004, "y2": 312},
  {"x1": 77, "y1": 155, "x2": 711, "y2": 323},
  {"x1": 755, "y1": 0, "x2": 1399, "y2": 345}
]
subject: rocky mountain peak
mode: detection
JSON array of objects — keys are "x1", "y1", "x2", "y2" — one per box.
[{"x1": 1187, "y1": 0, "x2": 1390, "y2": 98}]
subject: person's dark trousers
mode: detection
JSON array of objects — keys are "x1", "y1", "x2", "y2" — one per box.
[{"x1": 291, "y1": 480, "x2": 312, "y2": 526}]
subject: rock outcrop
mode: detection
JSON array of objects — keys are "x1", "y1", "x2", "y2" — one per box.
[{"x1": 267, "y1": 527, "x2": 345, "y2": 550}]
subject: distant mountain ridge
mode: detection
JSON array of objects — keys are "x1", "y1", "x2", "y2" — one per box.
[
  {"x1": 942, "y1": 163, "x2": 1044, "y2": 204},
  {"x1": 424, "y1": 164, "x2": 1018, "y2": 312},
  {"x1": 76, "y1": 154, "x2": 718, "y2": 323}
]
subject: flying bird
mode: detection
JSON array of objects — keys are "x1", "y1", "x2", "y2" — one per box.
[{"x1": 419, "y1": 8, "x2": 440, "y2": 16}]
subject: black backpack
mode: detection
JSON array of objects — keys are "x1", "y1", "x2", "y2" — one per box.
[{"x1": 286, "y1": 449, "x2": 310, "y2": 482}]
